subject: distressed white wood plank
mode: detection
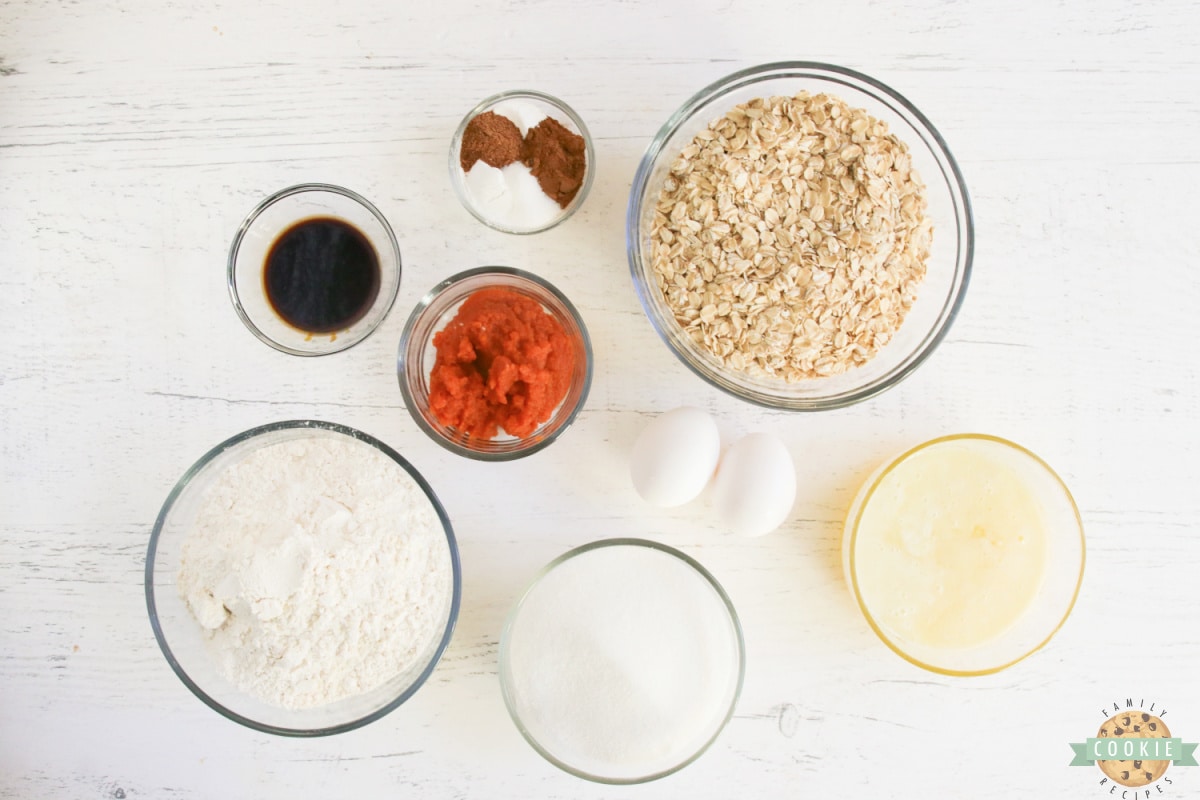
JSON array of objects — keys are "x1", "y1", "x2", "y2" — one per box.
[{"x1": 2, "y1": 0, "x2": 1200, "y2": 797}]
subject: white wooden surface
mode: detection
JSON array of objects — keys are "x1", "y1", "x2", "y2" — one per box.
[{"x1": 3, "y1": 1, "x2": 1199, "y2": 797}]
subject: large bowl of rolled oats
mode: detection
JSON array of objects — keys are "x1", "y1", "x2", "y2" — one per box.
[{"x1": 627, "y1": 62, "x2": 973, "y2": 410}]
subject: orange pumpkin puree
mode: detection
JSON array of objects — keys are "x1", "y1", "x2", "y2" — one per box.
[{"x1": 429, "y1": 288, "x2": 574, "y2": 439}]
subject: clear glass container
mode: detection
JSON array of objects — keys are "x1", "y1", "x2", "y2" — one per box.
[
  {"x1": 449, "y1": 90, "x2": 594, "y2": 234},
  {"x1": 499, "y1": 538, "x2": 745, "y2": 783},
  {"x1": 842, "y1": 434, "x2": 1085, "y2": 675},
  {"x1": 396, "y1": 266, "x2": 592, "y2": 461},
  {"x1": 627, "y1": 62, "x2": 974, "y2": 409},
  {"x1": 228, "y1": 184, "x2": 401, "y2": 356},
  {"x1": 145, "y1": 420, "x2": 461, "y2": 735}
]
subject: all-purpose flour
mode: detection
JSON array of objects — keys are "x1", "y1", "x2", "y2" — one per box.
[{"x1": 177, "y1": 434, "x2": 452, "y2": 709}]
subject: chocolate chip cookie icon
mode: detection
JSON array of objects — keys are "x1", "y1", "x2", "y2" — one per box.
[{"x1": 1097, "y1": 712, "x2": 1172, "y2": 787}]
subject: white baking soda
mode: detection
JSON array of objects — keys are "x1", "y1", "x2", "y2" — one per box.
[
  {"x1": 503, "y1": 543, "x2": 741, "y2": 779},
  {"x1": 463, "y1": 160, "x2": 562, "y2": 229}
]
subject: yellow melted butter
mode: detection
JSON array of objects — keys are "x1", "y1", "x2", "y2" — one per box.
[{"x1": 854, "y1": 441, "x2": 1049, "y2": 650}]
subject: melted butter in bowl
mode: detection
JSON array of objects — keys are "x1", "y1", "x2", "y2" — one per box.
[{"x1": 843, "y1": 434, "x2": 1084, "y2": 675}]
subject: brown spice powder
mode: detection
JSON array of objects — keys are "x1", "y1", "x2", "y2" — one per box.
[
  {"x1": 522, "y1": 117, "x2": 586, "y2": 208},
  {"x1": 459, "y1": 111, "x2": 525, "y2": 172}
]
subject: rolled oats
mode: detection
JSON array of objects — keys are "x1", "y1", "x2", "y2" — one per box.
[{"x1": 650, "y1": 92, "x2": 933, "y2": 381}]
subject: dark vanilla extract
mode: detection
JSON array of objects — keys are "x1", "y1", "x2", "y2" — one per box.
[{"x1": 264, "y1": 217, "x2": 380, "y2": 334}]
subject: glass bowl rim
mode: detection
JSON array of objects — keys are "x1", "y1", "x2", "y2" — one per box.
[
  {"x1": 227, "y1": 182, "x2": 403, "y2": 357},
  {"x1": 144, "y1": 419, "x2": 463, "y2": 736},
  {"x1": 844, "y1": 432, "x2": 1086, "y2": 676},
  {"x1": 396, "y1": 265, "x2": 594, "y2": 462},
  {"x1": 497, "y1": 537, "x2": 747, "y2": 784},
  {"x1": 448, "y1": 89, "x2": 596, "y2": 235},
  {"x1": 625, "y1": 60, "x2": 975, "y2": 410}
]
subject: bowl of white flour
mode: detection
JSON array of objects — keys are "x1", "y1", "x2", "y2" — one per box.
[{"x1": 145, "y1": 420, "x2": 460, "y2": 736}]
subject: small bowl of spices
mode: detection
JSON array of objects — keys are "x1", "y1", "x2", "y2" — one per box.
[
  {"x1": 229, "y1": 183, "x2": 402, "y2": 356},
  {"x1": 449, "y1": 91, "x2": 594, "y2": 234},
  {"x1": 397, "y1": 266, "x2": 592, "y2": 460}
]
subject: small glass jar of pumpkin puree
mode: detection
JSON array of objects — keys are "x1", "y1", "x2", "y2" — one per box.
[{"x1": 397, "y1": 266, "x2": 593, "y2": 462}]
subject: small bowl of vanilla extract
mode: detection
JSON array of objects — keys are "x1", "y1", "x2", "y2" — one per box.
[{"x1": 228, "y1": 183, "x2": 401, "y2": 356}]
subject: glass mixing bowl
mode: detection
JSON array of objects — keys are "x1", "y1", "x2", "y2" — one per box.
[
  {"x1": 499, "y1": 539, "x2": 745, "y2": 783},
  {"x1": 842, "y1": 434, "x2": 1085, "y2": 675},
  {"x1": 145, "y1": 420, "x2": 461, "y2": 736},
  {"x1": 627, "y1": 62, "x2": 974, "y2": 409}
]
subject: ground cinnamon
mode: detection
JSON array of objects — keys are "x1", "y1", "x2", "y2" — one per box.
[
  {"x1": 459, "y1": 111, "x2": 525, "y2": 172},
  {"x1": 522, "y1": 117, "x2": 587, "y2": 208}
]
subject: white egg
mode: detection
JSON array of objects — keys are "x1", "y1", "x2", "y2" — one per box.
[
  {"x1": 629, "y1": 407, "x2": 721, "y2": 507},
  {"x1": 712, "y1": 433, "x2": 796, "y2": 537}
]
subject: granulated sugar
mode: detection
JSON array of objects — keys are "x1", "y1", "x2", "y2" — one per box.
[
  {"x1": 502, "y1": 542, "x2": 742, "y2": 780},
  {"x1": 177, "y1": 434, "x2": 452, "y2": 709}
]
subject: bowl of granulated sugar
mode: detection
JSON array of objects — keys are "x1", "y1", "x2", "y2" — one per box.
[
  {"x1": 499, "y1": 539, "x2": 745, "y2": 783},
  {"x1": 145, "y1": 420, "x2": 461, "y2": 736}
]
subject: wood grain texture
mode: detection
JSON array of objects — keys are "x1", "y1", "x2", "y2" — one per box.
[{"x1": 2, "y1": 0, "x2": 1199, "y2": 797}]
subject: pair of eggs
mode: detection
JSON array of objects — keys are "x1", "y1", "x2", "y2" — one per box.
[{"x1": 629, "y1": 407, "x2": 797, "y2": 537}]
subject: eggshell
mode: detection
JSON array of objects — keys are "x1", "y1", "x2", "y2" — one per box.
[
  {"x1": 712, "y1": 433, "x2": 796, "y2": 537},
  {"x1": 629, "y1": 407, "x2": 721, "y2": 507}
]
